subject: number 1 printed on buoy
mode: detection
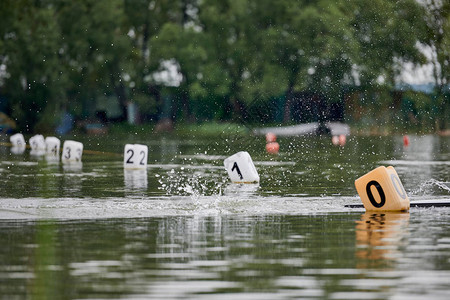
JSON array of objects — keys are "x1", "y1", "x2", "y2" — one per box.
[{"x1": 224, "y1": 151, "x2": 259, "y2": 183}]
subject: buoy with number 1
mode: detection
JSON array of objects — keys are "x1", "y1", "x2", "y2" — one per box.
[{"x1": 224, "y1": 151, "x2": 259, "y2": 183}]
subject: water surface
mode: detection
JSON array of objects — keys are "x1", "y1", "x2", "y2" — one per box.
[{"x1": 0, "y1": 134, "x2": 449, "y2": 299}]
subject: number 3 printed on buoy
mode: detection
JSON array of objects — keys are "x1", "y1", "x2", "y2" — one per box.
[
  {"x1": 124, "y1": 144, "x2": 148, "y2": 169},
  {"x1": 355, "y1": 166, "x2": 410, "y2": 211},
  {"x1": 224, "y1": 151, "x2": 259, "y2": 184},
  {"x1": 62, "y1": 140, "x2": 84, "y2": 163}
]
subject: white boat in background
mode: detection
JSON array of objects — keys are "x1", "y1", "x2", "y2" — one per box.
[{"x1": 253, "y1": 122, "x2": 350, "y2": 137}]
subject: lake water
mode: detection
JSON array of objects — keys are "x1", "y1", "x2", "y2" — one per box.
[{"x1": 0, "y1": 133, "x2": 449, "y2": 299}]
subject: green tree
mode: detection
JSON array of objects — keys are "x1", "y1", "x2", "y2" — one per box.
[
  {"x1": 421, "y1": 0, "x2": 449, "y2": 129},
  {"x1": 352, "y1": 0, "x2": 427, "y2": 86},
  {"x1": 54, "y1": 0, "x2": 132, "y2": 121},
  {"x1": 123, "y1": 0, "x2": 181, "y2": 119},
  {"x1": 0, "y1": 0, "x2": 66, "y2": 132}
]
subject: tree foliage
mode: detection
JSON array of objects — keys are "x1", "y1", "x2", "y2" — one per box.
[{"x1": 0, "y1": 0, "x2": 446, "y2": 132}]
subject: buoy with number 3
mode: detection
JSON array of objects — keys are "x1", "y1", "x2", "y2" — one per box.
[
  {"x1": 224, "y1": 151, "x2": 259, "y2": 183},
  {"x1": 355, "y1": 166, "x2": 410, "y2": 211},
  {"x1": 62, "y1": 140, "x2": 83, "y2": 163}
]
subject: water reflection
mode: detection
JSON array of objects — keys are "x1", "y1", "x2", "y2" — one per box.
[
  {"x1": 355, "y1": 212, "x2": 410, "y2": 268},
  {"x1": 10, "y1": 145, "x2": 26, "y2": 155},
  {"x1": 124, "y1": 169, "x2": 148, "y2": 190},
  {"x1": 222, "y1": 183, "x2": 259, "y2": 196},
  {"x1": 30, "y1": 149, "x2": 46, "y2": 157},
  {"x1": 62, "y1": 162, "x2": 83, "y2": 172},
  {"x1": 1, "y1": 212, "x2": 450, "y2": 298},
  {"x1": 45, "y1": 153, "x2": 60, "y2": 165}
]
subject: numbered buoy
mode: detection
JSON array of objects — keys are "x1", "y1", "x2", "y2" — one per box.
[
  {"x1": 62, "y1": 140, "x2": 83, "y2": 163},
  {"x1": 10, "y1": 133, "x2": 26, "y2": 148},
  {"x1": 224, "y1": 151, "x2": 259, "y2": 183},
  {"x1": 29, "y1": 134, "x2": 46, "y2": 151},
  {"x1": 123, "y1": 144, "x2": 148, "y2": 169},
  {"x1": 45, "y1": 136, "x2": 60, "y2": 156},
  {"x1": 355, "y1": 166, "x2": 410, "y2": 211}
]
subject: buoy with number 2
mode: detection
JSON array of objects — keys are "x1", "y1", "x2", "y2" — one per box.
[
  {"x1": 123, "y1": 144, "x2": 148, "y2": 169},
  {"x1": 355, "y1": 166, "x2": 410, "y2": 211}
]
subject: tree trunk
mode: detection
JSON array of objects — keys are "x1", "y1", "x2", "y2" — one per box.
[
  {"x1": 283, "y1": 83, "x2": 295, "y2": 123},
  {"x1": 110, "y1": 71, "x2": 128, "y2": 122}
]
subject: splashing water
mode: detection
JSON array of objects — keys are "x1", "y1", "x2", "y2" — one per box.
[
  {"x1": 410, "y1": 179, "x2": 450, "y2": 196},
  {"x1": 157, "y1": 167, "x2": 229, "y2": 198}
]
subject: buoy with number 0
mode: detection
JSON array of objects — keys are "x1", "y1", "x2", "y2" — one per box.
[
  {"x1": 123, "y1": 144, "x2": 148, "y2": 169},
  {"x1": 355, "y1": 166, "x2": 410, "y2": 211},
  {"x1": 224, "y1": 151, "x2": 259, "y2": 183}
]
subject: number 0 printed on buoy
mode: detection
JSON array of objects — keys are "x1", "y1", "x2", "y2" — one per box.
[
  {"x1": 355, "y1": 166, "x2": 410, "y2": 211},
  {"x1": 224, "y1": 151, "x2": 259, "y2": 183}
]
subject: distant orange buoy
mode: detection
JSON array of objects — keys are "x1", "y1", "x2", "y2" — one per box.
[
  {"x1": 403, "y1": 135, "x2": 410, "y2": 147},
  {"x1": 265, "y1": 132, "x2": 277, "y2": 143},
  {"x1": 332, "y1": 135, "x2": 339, "y2": 145},
  {"x1": 332, "y1": 135, "x2": 346, "y2": 146},
  {"x1": 266, "y1": 142, "x2": 279, "y2": 154}
]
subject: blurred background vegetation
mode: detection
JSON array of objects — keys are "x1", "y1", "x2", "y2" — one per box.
[{"x1": 0, "y1": 0, "x2": 448, "y2": 134}]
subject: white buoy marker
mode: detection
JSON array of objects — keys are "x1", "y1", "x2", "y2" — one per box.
[
  {"x1": 62, "y1": 140, "x2": 83, "y2": 163},
  {"x1": 224, "y1": 151, "x2": 259, "y2": 183},
  {"x1": 123, "y1": 144, "x2": 148, "y2": 169}
]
